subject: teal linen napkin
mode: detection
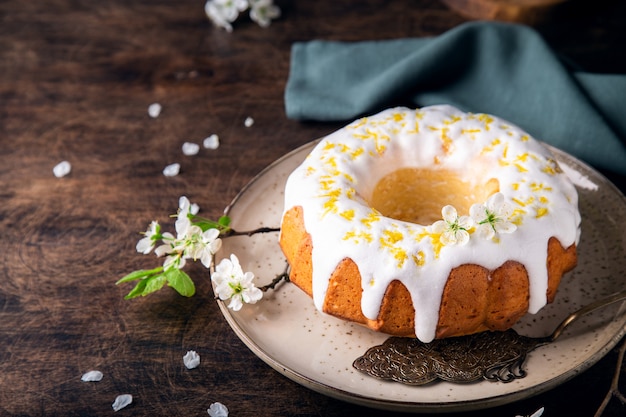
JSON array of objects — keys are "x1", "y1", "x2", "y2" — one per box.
[{"x1": 285, "y1": 21, "x2": 626, "y2": 175}]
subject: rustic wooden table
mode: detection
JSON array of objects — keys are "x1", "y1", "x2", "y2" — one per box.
[{"x1": 1, "y1": 1, "x2": 625, "y2": 416}]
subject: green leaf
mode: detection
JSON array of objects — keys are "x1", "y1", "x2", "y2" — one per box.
[
  {"x1": 116, "y1": 266, "x2": 163, "y2": 284},
  {"x1": 143, "y1": 274, "x2": 168, "y2": 295},
  {"x1": 218, "y1": 215, "x2": 231, "y2": 227},
  {"x1": 123, "y1": 278, "x2": 149, "y2": 299},
  {"x1": 122, "y1": 274, "x2": 168, "y2": 299},
  {"x1": 193, "y1": 219, "x2": 220, "y2": 232},
  {"x1": 165, "y1": 268, "x2": 196, "y2": 297}
]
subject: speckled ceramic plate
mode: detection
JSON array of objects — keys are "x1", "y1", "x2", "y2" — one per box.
[{"x1": 215, "y1": 141, "x2": 626, "y2": 413}]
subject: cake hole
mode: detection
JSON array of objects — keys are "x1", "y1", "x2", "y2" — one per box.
[{"x1": 370, "y1": 168, "x2": 499, "y2": 224}]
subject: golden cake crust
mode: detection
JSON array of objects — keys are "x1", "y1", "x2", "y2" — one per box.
[{"x1": 280, "y1": 205, "x2": 577, "y2": 339}]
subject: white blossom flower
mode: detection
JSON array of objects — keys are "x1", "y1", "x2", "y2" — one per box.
[
  {"x1": 153, "y1": 230, "x2": 184, "y2": 270},
  {"x1": 207, "y1": 402, "x2": 229, "y2": 417},
  {"x1": 163, "y1": 253, "x2": 185, "y2": 270},
  {"x1": 205, "y1": 0, "x2": 248, "y2": 32},
  {"x1": 179, "y1": 196, "x2": 200, "y2": 216},
  {"x1": 183, "y1": 350, "x2": 201, "y2": 369},
  {"x1": 152, "y1": 197, "x2": 222, "y2": 271},
  {"x1": 212, "y1": 254, "x2": 262, "y2": 311},
  {"x1": 185, "y1": 226, "x2": 223, "y2": 268},
  {"x1": 154, "y1": 231, "x2": 175, "y2": 256},
  {"x1": 432, "y1": 205, "x2": 473, "y2": 246},
  {"x1": 112, "y1": 394, "x2": 132, "y2": 412},
  {"x1": 470, "y1": 192, "x2": 517, "y2": 240},
  {"x1": 136, "y1": 221, "x2": 161, "y2": 254},
  {"x1": 205, "y1": 2, "x2": 233, "y2": 32},
  {"x1": 175, "y1": 196, "x2": 199, "y2": 238},
  {"x1": 249, "y1": 0, "x2": 280, "y2": 27}
]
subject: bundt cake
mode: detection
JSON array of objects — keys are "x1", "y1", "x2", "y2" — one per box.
[{"x1": 279, "y1": 105, "x2": 580, "y2": 342}]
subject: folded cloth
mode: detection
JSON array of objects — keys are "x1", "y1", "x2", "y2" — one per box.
[{"x1": 285, "y1": 21, "x2": 626, "y2": 175}]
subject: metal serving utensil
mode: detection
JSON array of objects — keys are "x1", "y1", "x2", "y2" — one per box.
[{"x1": 353, "y1": 290, "x2": 626, "y2": 385}]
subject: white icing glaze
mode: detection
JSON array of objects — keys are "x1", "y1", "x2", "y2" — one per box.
[{"x1": 281, "y1": 106, "x2": 581, "y2": 342}]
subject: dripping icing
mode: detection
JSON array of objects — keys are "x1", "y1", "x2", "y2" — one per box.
[{"x1": 282, "y1": 105, "x2": 581, "y2": 342}]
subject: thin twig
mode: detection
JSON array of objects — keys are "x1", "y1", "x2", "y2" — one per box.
[
  {"x1": 594, "y1": 337, "x2": 626, "y2": 417},
  {"x1": 260, "y1": 262, "x2": 290, "y2": 292},
  {"x1": 224, "y1": 226, "x2": 281, "y2": 237}
]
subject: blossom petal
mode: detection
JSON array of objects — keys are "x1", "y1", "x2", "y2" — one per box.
[
  {"x1": 476, "y1": 224, "x2": 495, "y2": 240},
  {"x1": 183, "y1": 350, "x2": 201, "y2": 369},
  {"x1": 112, "y1": 394, "x2": 133, "y2": 412},
  {"x1": 441, "y1": 205, "x2": 458, "y2": 223},
  {"x1": 496, "y1": 221, "x2": 517, "y2": 234},
  {"x1": 455, "y1": 229, "x2": 470, "y2": 246},
  {"x1": 487, "y1": 192, "x2": 505, "y2": 212},
  {"x1": 228, "y1": 296, "x2": 243, "y2": 311},
  {"x1": 207, "y1": 402, "x2": 229, "y2": 417},
  {"x1": 81, "y1": 370, "x2": 103, "y2": 382},
  {"x1": 136, "y1": 236, "x2": 154, "y2": 254}
]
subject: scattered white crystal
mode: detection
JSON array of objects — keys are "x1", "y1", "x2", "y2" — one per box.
[
  {"x1": 183, "y1": 350, "x2": 201, "y2": 369},
  {"x1": 163, "y1": 163, "x2": 180, "y2": 177},
  {"x1": 207, "y1": 402, "x2": 229, "y2": 417},
  {"x1": 148, "y1": 103, "x2": 162, "y2": 118},
  {"x1": 203, "y1": 134, "x2": 220, "y2": 150},
  {"x1": 244, "y1": 117, "x2": 254, "y2": 127},
  {"x1": 53, "y1": 161, "x2": 71, "y2": 178},
  {"x1": 80, "y1": 370, "x2": 103, "y2": 382},
  {"x1": 182, "y1": 142, "x2": 200, "y2": 156},
  {"x1": 112, "y1": 394, "x2": 132, "y2": 412}
]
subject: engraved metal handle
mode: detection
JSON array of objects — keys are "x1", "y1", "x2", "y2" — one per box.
[
  {"x1": 354, "y1": 289, "x2": 626, "y2": 385},
  {"x1": 549, "y1": 289, "x2": 626, "y2": 342}
]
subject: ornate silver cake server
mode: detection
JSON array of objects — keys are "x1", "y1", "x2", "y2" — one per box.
[{"x1": 353, "y1": 289, "x2": 626, "y2": 385}]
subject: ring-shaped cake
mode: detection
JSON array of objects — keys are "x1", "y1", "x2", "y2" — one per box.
[{"x1": 280, "y1": 105, "x2": 580, "y2": 342}]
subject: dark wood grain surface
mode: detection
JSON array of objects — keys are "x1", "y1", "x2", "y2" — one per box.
[{"x1": 1, "y1": 1, "x2": 625, "y2": 416}]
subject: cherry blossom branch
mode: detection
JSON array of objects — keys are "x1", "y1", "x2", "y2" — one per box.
[{"x1": 118, "y1": 196, "x2": 282, "y2": 302}]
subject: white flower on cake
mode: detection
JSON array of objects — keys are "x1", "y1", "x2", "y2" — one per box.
[
  {"x1": 470, "y1": 192, "x2": 517, "y2": 240},
  {"x1": 432, "y1": 205, "x2": 473, "y2": 246},
  {"x1": 212, "y1": 254, "x2": 263, "y2": 311}
]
